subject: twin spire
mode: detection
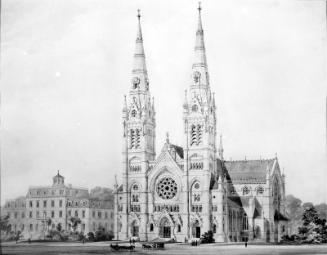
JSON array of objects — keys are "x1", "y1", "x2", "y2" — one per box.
[
  {"x1": 132, "y1": 3, "x2": 208, "y2": 84},
  {"x1": 129, "y1": 3, "x2": 210, "y2": 115},
  {"x1": 194, "y1": 2, "x2": 207, "y2": 69},
  {"x1": 133, "y1": 9, "x2": 147, "y2": 76}
]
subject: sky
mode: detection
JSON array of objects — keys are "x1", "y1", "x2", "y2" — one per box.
[{"x1": 1, "y1": 0, "x2": 327, "y2": 205}]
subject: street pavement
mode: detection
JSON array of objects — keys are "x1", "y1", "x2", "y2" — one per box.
[{"x1": 1, "y1": 241, "x2": 327, "y2": 255}]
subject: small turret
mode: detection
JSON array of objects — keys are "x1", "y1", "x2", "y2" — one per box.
[
  {"x1": 218, "y1": 134, "x2": 224, "y2": 160},
  {"x1": 122, "y1": 95, "x2": 128, "y2": 119},
  {"x1": 52, "y1": 170, "x2": 65, "y2": 186},
  {"x1": 183, "y1": 90, "x2": 188, "y2": 112}
]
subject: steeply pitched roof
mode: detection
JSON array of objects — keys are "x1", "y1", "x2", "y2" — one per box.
[
  {"x1": 224, "y1": 159, "x2": 275, "y2": 183},
  {"x1": 170, "y1": 144, "x2": 184, "y2": 159}
]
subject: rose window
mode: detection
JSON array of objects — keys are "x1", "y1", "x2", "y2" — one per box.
[{"x1": 157, "y1": 177, "x2": 177, "y2": 199}]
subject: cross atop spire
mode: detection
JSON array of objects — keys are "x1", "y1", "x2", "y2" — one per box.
[
  {"x1": 136, "y1": 9, "x2": 143, "y2": 42},
  {"x1": 197, "y1": 2, "x2": 203, "y2": 34}
]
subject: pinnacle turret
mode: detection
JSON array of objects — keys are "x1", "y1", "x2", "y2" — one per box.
[{"x1": 218, "y1": 135, "x2": 224, "y2": 160}]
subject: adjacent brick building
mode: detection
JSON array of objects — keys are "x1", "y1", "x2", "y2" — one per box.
[{"x1": 2, "y1": 172, "x2": 114, "y2": 239}]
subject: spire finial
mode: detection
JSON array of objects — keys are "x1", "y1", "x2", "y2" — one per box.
[
  {"x1": 114, "y1": 174, "x2": 118, "y2": 188},
  {"x1": 57, "y1": 170, "x2": 59, "y2": 176},
  {"x1": 197, "y1": 2, "x2": 203, "y2": 32},
  {"x1": 137, "y1": 9, "x2": 141, "y2": 20},
  {"x1": 166, "y1": 132, "x2": 170, "y2": 144}
]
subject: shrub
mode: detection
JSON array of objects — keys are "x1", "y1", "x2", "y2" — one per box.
[
  {"x1": 87, "y1": 232, "x2": 95, "y2": 242},
  {"x1": 200, "y1": 230, "x2": 215, "y2": 243}
]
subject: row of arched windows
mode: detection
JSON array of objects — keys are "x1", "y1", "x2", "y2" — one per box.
[
  {"x1": 242, "y1": 186, "x2": 265, "y2": 196},
  {"x1": 230, "y1": 186, "x2": 265, "y2": 196},
  {"x1": 130, "y1": 165, "x2": 141, "y2": 172},
  {"x1": 190, "y1": 162, "x2": 203, "y2": 170}
]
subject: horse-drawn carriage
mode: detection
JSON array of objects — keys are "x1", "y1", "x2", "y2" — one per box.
[
  {"x1": 142, "y1": 241, "x2": 165, "y2": 250},
  {"x1": 110, "y1": 243, "x2": 135, "y2": 251}
]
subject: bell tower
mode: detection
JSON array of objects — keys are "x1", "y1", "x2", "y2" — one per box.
[
  {"x1": 183, "y1": 3, "x2": 216, "y2": 173},
  {"x1": 123, "y1": 9, "x2": 156, "y2": 160},
  {"x1": 183, "y1": 3, "x2": 217, "y2": 237},
  {"x1": 120, "y1": 10, "x2": 156, "y2": 240}
]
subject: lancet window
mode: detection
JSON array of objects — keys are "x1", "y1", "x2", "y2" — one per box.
[
  {"x1": 130, "y1": 129, "x2": 141, "y2": 149},
  {"x1": 190, "y1": 124, "x2": 203, "y2": 146}
]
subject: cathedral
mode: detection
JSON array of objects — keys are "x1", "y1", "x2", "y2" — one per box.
[{"x1": 114, "y1": 5, "x2": 287, "y2": 243}]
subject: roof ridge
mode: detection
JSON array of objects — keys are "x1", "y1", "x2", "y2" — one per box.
[{"x1": 225, "y1": 158, "x2": 275, "y2": 163}]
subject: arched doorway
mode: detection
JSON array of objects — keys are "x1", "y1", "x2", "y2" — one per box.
[
  {"x1": 131, "y1": 220, "x2": 139, "y2": 237},
  {"x1": 159, "y1": 217, "x2": 171, "y2": 238},
  {"x1": 192, "y1": 220, "x2": 201, "y2": 238}
]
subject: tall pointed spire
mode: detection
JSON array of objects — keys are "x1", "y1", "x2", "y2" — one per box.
[
  {"x1": 133, "y1": 9, "x2": 147, "y2": 76},
  {"x1": 189, "y1": 1, "x2": 210, "y2": 104},
  {"x1": 129, "y1": 8, "x2": 152, "y2": 117},
  {"x1": 197, "y1": 2, "x2": 203, "y2": 36},
  {"x1": 193, "y1": 2, "x2": 207, "y2": 70}
]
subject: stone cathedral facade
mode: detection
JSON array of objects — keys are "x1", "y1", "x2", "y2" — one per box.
[{"x1": 114, "y1": 6, "x2": 288, "y2": 243}]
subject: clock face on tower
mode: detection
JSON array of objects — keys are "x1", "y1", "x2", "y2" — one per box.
[{"x1": 132, "y1": 77, "x2": 140, "y2": 89}]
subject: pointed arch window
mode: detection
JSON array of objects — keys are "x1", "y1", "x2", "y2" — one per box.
[
  {"x1": 242, "y1": 186, "x2": 250, "y2": 196},
  {"x1": 256, "y1": 186, "x2": 264, "y2": 195},
  {"x1": 131, "y1": 109, "x2": 137, "y2": 118},
  {"x1": 131, "y1": 183, "x2": 141, "y2": 212},
  {"x1": 135, "y1": 129, "x2": 140, "y2": 148},
  {"x1": 190, "y1": 124, "x2": 202, "y2": 146},
  {"x1": 130, "y1": 129, "x2": 141, "y2": 149},
  {"x1": 130, "y1": 129, "x2": 135, "y2": 148},
  {"x1": 191, "y1": 182, "x2": 201, "y2": 204}
]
